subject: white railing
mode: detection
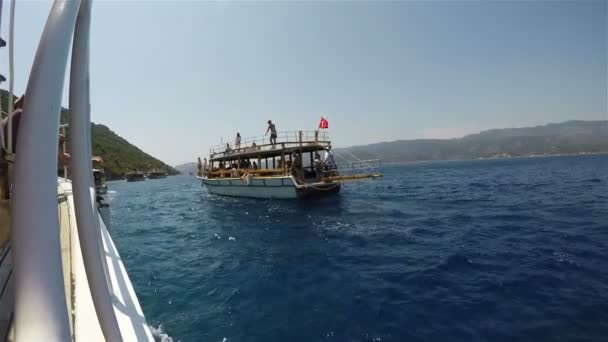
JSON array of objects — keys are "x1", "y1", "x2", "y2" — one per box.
[
  {"x1": 210, "y1": 130, "x2": 331, "y2": 158},
  {"x1": 69, "y1": 0, "x2": 123, "y2": 341},
  {"x1": 11, "y1": 1, "x2": 80, "y2": 340},
  {"x1": 6, "y1": 0, "x2": 15, "y2": 154},
  {"x1": 11, "y1": 1, "x2": 123, "y2": 341}
]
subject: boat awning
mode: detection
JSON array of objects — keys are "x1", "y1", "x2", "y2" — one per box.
[{"x1": 210, "y1": 143, "x2": 329, "y2": 162}]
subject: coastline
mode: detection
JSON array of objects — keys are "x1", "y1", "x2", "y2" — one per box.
[{"x1": 378, "y1": 151, "x2": 608, "y2": 167}]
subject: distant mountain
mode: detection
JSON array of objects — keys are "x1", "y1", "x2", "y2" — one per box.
[
  {"x1": 0, "y1": 90, "x2": 178, "y2": 179},
  {"x1": 336, "y1": 120, "x2": 608, "y2": 163},
  {"x1": 174, "y1": 162, "x2": 197, "y2": 175}
]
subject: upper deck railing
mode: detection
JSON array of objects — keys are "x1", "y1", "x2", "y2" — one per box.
[{"x1": 210, "y1": 130, "x2": 331, "y2": 159}]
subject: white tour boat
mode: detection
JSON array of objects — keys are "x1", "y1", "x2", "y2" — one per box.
[{"x1": 198, "y1": 130, "x2": 381, "y2": 199}]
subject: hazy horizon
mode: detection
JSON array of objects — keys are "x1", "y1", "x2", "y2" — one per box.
[
  {"x1": 3, "y1": 1, "x2": 606, "y2": 165},
  {"x1": 173, "y1": 119, "x2": 607, "y2": 167}
]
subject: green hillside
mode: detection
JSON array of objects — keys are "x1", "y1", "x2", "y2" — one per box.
[
  {"x1": 0, "y1": 90, "x2": 178, "y2": 179},
  {"x1": 87, "y1": 123, "x2": 178, "y2": 179}
]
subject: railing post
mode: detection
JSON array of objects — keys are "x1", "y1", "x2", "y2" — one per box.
[
  {"x1": 298, "y1": 130, "x2": 303, "y2": 160},
  {"x1": 298, "y1": 130, "x2": 303, "y2": 147},
  {"x1": 69, "y1": 0, "x2": 123, "y2": 341},
  {"x1": 11, "y1": 1, "x2": 81, "y2": 340},
  {"x1": 6, "y1": 0, "x2": 15, "y2": 155}
]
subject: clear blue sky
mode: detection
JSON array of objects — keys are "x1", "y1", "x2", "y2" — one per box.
[{"x1": 3, "y1": 1, "x2": 606, "y2": 165}]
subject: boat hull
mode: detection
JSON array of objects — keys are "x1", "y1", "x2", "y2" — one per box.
[
  {"x1": 146, "y1": 173, "x2": 167, "y2": 179},
  {"x1": 57, "y1": 179, "x2": 153, "y2": 340},
  {"x1": 200, "y1": 176, "x2": 340, "y2": 199},
  {"x1": 295, "y1": 182, "x2": 341, "y2": 199}
]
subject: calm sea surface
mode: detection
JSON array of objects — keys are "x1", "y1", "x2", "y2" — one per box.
[{"x1": 107, "y1": 155, "x2": 608, "y2": 342}]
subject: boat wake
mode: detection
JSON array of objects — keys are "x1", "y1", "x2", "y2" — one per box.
[{"x1": 149, "y1": 324, "x2": 174, "y2": 342}]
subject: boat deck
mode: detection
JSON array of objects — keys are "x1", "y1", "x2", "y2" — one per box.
[
  {"x1": 209, "y1": 130, "x2": 331, "y2": 162},
  {"x1": 0, "y1": 180, "x2": 154, "y2": 341}
]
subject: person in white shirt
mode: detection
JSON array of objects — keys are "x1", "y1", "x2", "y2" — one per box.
[
  {"x1": 324, "y1": 148, "x2": 337, "y2": 170},
  {"x1": 313, "y1": 152, "x2": 323, "y2": 180}
]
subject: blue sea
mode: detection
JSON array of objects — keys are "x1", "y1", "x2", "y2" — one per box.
[{"x1": 107, "y1": 155, "x2": 608, "y2": 342}]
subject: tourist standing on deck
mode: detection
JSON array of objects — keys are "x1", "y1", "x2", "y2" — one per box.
[
  {"x1": 291, "y1": 152, "x2": 303, "y2": 180},
  {"x1": 197, "y1": 157, "x2": 202, "y2": 176},
  {"x1": 203, "y1": 158, "x2": 208, "y2": 177},
  {"x1": 324, "y1": 147, "x2": 337, "y2": 170},
  {"x1": 266, "y1": 120, "x2": 277, "y2": 148},
  {"x1": 235, "y1": 132, "x2": 241, "y2": 150},
  {"x1": 314, "y1": 152, "x2": 323, "y2": 180},
  {"x1": 2, "y1": 94, "x2": 71, "y2": 166}
]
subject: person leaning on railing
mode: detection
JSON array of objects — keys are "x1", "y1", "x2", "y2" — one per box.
[
  {"x1": 197, "y1": 157, "x2": 208, "y2": 177},
  {"x1": 291, "y1": 152, "x2": 303, "y2": 181},
  {"x1": 2, "y1": 94, "x2": 71, "y2": 167},
  {"x1": 314, "y1": 152, "x2": 323, "y2": 180},
  {"x1": 323, "y1": 147, "x2": 337, "y2": 171},
  {"x1": 0, "y1": 95, "x2": 71, "y2": 199}
]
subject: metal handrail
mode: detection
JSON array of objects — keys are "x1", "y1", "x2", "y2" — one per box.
[
  {"x1": 210, "y1": 130, "x2": 331, "y2": 155},
  {"x1": 11, "y1": 1, "x2": 80, "y2": 340},
  {"x1": 69, "y1": 0, "x2": 123, "y2": 341}
]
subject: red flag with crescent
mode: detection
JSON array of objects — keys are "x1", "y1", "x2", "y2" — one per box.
[{"x1": 319, "y1": 117, "x2": 329, "y2": 129}]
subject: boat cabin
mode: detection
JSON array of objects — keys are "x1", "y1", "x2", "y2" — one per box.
[
  {"x1": 125, "y1": 172, "x2": 146, "y2": 182},
  {"x1": 146, "y1": 170, "x2": 167, "y2": 179}
]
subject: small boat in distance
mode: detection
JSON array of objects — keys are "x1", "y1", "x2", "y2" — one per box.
[
  {"x1": 146, "y1": 170, "x2": 168, "y2": 179},
  {"x1": 198, "y1": 130, "x2": 381, "y2": 199},
  {"x1": 125, "y1": 171, "x2": 146, "y2": 182}
]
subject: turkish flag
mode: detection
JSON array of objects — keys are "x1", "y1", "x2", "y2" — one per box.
[{"x1": 319, "y1": 117, "x2": 329, "y2": 129}]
